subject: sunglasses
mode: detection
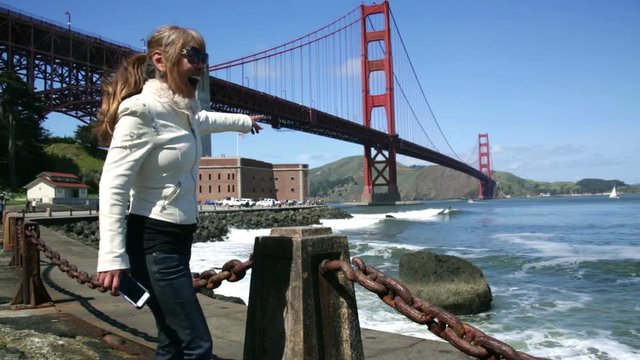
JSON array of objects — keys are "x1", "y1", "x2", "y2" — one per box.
[{"x1": 181, "y1": 46, "x2": 209, "y2": 65}]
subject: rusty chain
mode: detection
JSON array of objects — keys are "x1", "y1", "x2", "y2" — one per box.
[
  {"x1": 320, "y1": 257, "x2": 547, "y2": 360},
  {"x1": 24, "y1": 224, "x2": 107, "y2": 292},
  {"x1": 23, "y1": 225, "x2": 252, "y2": 294},
  {"x1": 23, "y1": 226, "x2": 543, "y2": 359},
  {"x1": 192, "y1": 255, "x2": 253, "y2": 290}
]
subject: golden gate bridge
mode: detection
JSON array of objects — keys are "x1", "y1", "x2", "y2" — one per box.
[{"x1": 0, "y1": 1, "x2": 495, "y2": 203}]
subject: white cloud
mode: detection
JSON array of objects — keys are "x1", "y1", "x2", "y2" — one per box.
[{"x1": 492, "y1": 143, "x2": 629, "y2": 182}]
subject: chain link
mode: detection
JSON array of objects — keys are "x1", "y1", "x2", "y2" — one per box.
[
  {"x1": 192, "y1": 255, "x2": 253, "y2": 290},
  {"x1": 320, "y1": 257, "x2": 547, "y2": 360},
  {"x1": 23, "y1": 226, "x2": 545, "y2": 359},
  {"x1": 24, "y1": 225, "x2": 253, "y2": 293},
  {"x1": 24, "y1": 224, "x2": 107, "y2": 292}
]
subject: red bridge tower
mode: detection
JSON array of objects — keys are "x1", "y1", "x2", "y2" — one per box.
[
  {"x1": 478, "y1": 133, "x2": 493, "y2": 199},
  {"x1": 360, "y1": 0, "x2": 401, "y2": 205}
]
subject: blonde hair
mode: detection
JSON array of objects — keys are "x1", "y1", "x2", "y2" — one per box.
[{"x1": 95, "y1": 25, "x2": 206, "y2": 145}]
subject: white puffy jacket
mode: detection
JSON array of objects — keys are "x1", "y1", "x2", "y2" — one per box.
[{"x1": 97, "y1": 79, "x2": 252, "y2": 272}]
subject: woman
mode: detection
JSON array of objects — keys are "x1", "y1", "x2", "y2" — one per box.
[{"x1": 95, "y1": 25, "x2": 262, "y2": 359}]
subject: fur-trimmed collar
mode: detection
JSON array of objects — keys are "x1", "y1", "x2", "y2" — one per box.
[{"x1": 142, "y1": 79, "x2": 201, "y2": 114}]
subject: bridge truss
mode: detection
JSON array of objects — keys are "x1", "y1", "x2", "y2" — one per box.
[{"x1": 0, "y1": 5, "x2": 133, "y2": 123}]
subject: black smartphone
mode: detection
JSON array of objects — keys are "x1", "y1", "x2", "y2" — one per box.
[{"x1": 119, "y1": 273, "x2": 150, "y2": 309}]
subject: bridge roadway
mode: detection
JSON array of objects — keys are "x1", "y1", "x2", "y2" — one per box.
[
  {"x1": 0, "y1": 211, "x2": 471, "y2": 359},
  {"x1": 209, "y1": 77, "x2": 494, "y2": 192}
]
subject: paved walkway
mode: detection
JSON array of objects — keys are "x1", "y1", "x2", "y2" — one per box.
[{"x1": 1, "y1": 218, "x2": 471, "y2": 359}]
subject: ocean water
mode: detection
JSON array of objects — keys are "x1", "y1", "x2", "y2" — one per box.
[{"x1": 190, "y1": 194, "x2": 640, "y2": 359}]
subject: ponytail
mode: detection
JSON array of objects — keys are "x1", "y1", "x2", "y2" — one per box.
[{"x1": 95, "y1": 53, "x2": 147, "y2": 146}]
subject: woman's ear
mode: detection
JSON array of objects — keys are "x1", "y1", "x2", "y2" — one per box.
[{"x1": 151, "y1": 50, "x2": 167, "y2": 74}]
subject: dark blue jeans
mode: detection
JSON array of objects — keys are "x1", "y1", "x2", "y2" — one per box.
[{"x1": 130, "y1": 253, "x2": 212, "y2": 360}]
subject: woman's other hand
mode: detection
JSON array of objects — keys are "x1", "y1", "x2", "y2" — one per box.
[{"x1": 98, "y1": 269, "x2": 127, "y2": 296}]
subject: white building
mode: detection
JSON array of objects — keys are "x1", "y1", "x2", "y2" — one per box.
[{"x1": 25, "y1": 172, "x2": 90, "y2": 204}]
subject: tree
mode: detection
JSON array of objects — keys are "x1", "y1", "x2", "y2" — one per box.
[
  {"x1": 0, "y1": 70, "x2": 49, "y2": 191},
  {"x1": 74, "y1": 123, "x2": 105, "y2": 159}
]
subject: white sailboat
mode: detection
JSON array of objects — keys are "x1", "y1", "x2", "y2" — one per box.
[{"x1": 609, "y1": 186, "x2": 619, "y2": 199}]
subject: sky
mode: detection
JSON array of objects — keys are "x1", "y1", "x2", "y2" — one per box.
[{"x1": 5, "y1": 0, "x2": 640, "y2": 184}]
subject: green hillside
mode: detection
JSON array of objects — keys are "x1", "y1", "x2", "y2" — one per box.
[
  {"x1": 310, "y1": 157, "x2": 639, "y2": 201},
  {"x1": 309, "y1": 157, "x2": 480, "y2": 201},
  {"x1": 309, "y1": 156, "x2": 364, "y2": 200},
  {"x1": 43, "y1": 142, "x2": 105, "y2": 191}
]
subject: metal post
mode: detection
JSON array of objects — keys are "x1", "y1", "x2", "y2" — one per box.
[
  {"x1": 11, "y1": 222, "x2": 53, "y2": 308},
  {"x1": 7, "y1": 215, "x2": 23, "y2": 266}
]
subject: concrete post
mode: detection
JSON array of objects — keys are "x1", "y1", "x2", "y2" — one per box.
[{"x1": 243, "y1": 226, "x2": 364, "y2": 360}]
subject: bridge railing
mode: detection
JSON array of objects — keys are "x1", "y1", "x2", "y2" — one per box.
[
  {"x1": 4, "y1": 219, "x2": 544, "y2": 359},
  {"x1": 0, "y1": 4, "x2": 137, "y2": 52}
]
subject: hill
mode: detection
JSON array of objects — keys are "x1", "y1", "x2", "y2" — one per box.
[
  {"x1": 43, "y1": 142, "x2": 105, "y2": 191},
  {"x1": 37, "y1": 143, "x2": 638, "y2": 200},
  {"x1": 309, "y1": 156, "x2": 639, "y2": 201},
  {"x1": 309, "y1": 156, "x2": 479, "y2": 201}
]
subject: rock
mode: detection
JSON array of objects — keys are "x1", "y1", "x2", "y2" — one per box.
[
  {"x1": 46, "y1": 206, "x2": 352, "y2": 246},
  {"x1": 399, "y1": 251, "x2": 492, "y2": 315}
]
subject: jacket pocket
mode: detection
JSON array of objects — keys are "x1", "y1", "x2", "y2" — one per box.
[{"x1": 160, "y1": 181, "x2": 181, "y2": 212}]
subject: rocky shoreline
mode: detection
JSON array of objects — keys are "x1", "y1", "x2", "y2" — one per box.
[
  {"x1": 43, "y1": 206, "x2": 353, "y2": 305},
  {"x1": 46, "y1": 206, "x2": 353, "y2": 250}
]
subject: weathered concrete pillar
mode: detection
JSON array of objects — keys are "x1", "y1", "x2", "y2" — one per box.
[{"x1": 243, "y1": 226, "x2": 364, "y2": 360}]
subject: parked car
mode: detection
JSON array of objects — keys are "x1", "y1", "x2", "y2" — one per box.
[
  {"x1": 239, "y1": 198, "x2": 256, "y2": 207},
  {"x1": 221, "y1": 197, "x2": 242, "y2": 206},
  {"x1": 256, "y1": 198, "x2": 279, "y2": 207},
  {"x1": 222, "y1": 197, "x2": 255, "y2": 207}
]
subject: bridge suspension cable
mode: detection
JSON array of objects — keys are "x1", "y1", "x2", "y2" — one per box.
[
  {"x1": 210, "y1": 5, "x2": 364, "y2": 124},
  {"x1": 209, "y1": 2, "x2": 476, "y2": 168},
  {"x1": 388, "y1": 8, "x2": 464, "y2": 162}
]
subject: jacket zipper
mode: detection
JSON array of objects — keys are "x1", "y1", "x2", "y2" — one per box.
[{"x1": 160, "y1": 181, "x2": 182, "y2": 212}]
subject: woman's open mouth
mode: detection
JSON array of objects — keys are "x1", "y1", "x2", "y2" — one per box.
[{"x1": 188, "y1": 75, "x2": 200, "y2": 87}]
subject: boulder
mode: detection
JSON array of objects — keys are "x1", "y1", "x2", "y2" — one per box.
[{"x1": 399, "y1": 251, "x2": 492, "y2": 315}]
